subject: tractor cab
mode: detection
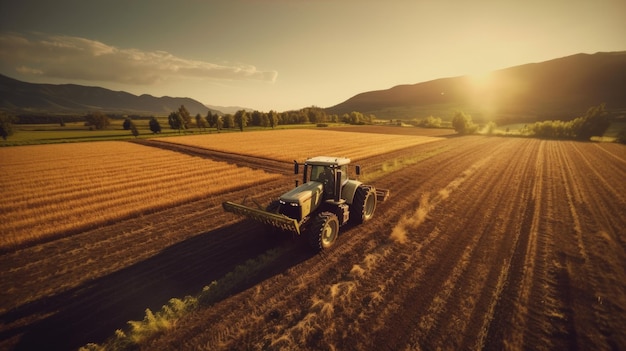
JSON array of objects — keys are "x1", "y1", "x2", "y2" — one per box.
[{"x1": 297, "y1": 156, "x2": 356, "y2": 202}]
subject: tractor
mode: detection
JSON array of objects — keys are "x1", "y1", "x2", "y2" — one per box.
[{"x1": 222, "y1": 156, "x2": 389, "y2": 250}]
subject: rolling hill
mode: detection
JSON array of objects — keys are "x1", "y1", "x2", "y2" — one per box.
[
  {"x1": 0, "y1": 74, "x2": 216, "y2": 116},
  {"x1": 326, "y1": 51, "x2": 626, "y2": 123}
]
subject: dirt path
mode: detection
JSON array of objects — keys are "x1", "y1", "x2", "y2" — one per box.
[{"x1": 1, "y1": 137, "x2": 624, "y2": 351}]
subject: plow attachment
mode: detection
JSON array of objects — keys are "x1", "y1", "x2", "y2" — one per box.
[
  {"x1": 376, "y1": 188, "x2": 390, "y2": 202},
  {"x1": 222, "y1": 201, "x2": 301, "y2": 235}
]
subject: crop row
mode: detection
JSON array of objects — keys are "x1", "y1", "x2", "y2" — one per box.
[
  {"x1": 0, "y1": 141, "x2": 280, "y2": 251},
  {"x1": 160, "y1": 129, "x2": 442, "y2": 162}
]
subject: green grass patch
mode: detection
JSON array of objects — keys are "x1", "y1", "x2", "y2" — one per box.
[{"x1": 1, "y1": 121, "x2": 332, "y2": 146}]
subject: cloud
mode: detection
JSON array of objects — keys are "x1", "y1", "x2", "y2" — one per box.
[{"x1": 0, "y1": 32, "x2": 278, "y2": 84}]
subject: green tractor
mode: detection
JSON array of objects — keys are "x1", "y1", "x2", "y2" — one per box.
[{"x1": 223, "y1": 156, "x2": 389, "y2": 250}]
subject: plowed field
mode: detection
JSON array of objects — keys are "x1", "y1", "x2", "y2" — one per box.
[{"x1": 1, "y1": 129, "x2": 625, "y2": 351}]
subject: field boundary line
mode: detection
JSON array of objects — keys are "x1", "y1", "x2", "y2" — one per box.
[{"x1": 129, "y1": 139, "x2": 292, "y2": 174}]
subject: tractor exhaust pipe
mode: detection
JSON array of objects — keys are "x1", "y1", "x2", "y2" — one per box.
[{"x1": 334, "y1": 169, "x2": 342, "y2": 202}]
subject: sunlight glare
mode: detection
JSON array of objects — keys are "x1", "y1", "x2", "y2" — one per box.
[{"x1": 468, "y1": 71, "x2": 495, "y2": 91}]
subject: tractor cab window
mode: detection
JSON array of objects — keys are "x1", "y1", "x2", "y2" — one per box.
[{"x1": 311, "y1": 165, "x2": 334, "y2": 186}]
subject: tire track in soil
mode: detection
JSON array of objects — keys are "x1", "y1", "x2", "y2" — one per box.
[
  {"x1": 552, "y1": 142, "x2": 626, "y2": 349},
  {"x1": 373, "y1": 139, "x2": 539, "y2": 351},
  {"x1": 486, "y1": 140, "x2": 626, "y2": 351},
  {"x1": 485, "y1": 140, "x2": 558, "y2": 350},
  {"x1": 545, "y1": 141, "x2": 612, "y2": 350}
]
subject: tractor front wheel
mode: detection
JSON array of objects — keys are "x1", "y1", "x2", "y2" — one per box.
[{"x1": 307, "y1": 212, "x2": 339, "y2": 250}]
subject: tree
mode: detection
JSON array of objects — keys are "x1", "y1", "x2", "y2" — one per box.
[
  {"x1": 268, "y1": 110, "x2": 279, "y2": 129},
  {"x1": 178, "y1": 105, "x2": 192, "y2": 129},
  {"x1": 216, "y1": 116, "x2": 224, "y2": 131},
  {"x1": 129, "y1": 120, "x2": 139, "y2": 138},
  {"x1": 0, "y1": 112, "x2": 17, "y2": 140},
  {"x1": 451, "y1": 111, "x2": 478, "y2": 135},
  {"x1": 249, "y1": 110, "x2": 262, "y2": 126},
  {"x1": 122, "y1": 118, "x2": 132, "y2": 130},
  {"x1": 260, "y1": 113, "x2": 270, "y2": 128},
  {"x1": 234, "y1": 110, "x2": 248, "y2": 131},
  {"x1": 206, "y1": 111, "x2": 219, "y2": 128},
  {"x1": 223, "y1": 114, "x2": 234, "y2": 128},
  {"x1": 168, "y1": 111, "x2": 186, "y2": 133},
  {"x1": 85, "y1": 111, "x2": 111, "y2": 130},
  {"x1": 149, "y1": 117, "x2": 162, "y2": 134},
  {"x1": 195, "y1": 113, "x2": 207, "y2": 132}
]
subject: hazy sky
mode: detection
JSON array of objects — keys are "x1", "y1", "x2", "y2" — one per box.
[{"x1": 1, "y1": 0, "x2": 624, "y2": 111}]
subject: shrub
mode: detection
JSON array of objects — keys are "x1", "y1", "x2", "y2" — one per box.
[
  {"x1": 149, "y1": 117, "x2": 161, "y2": 134},
  {"x1": 527, "y1": 103, "x2": 610, "y2": 140},
  {"x1": 484, "y1": 121, "x2": 497, "y2": 135},
  {"x1": 572, "y1": 103, "x2": 610, "y2": 141},
  {"x1": 0, "y1": 112, "x2": 17, "y2": 140},
  {"x1": 452, "y1": 111, "x2": 478, "y2": 135},
  {"x1": 84, "y1": 112, "x2": 111, "y2": 130},
  {"x1": 416, "y1": 116, "x2": 442, "y2": 128}
]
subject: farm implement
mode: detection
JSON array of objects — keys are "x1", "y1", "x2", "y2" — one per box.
[{"x1": 223, "y1": 156, "x2": 389, "y2": 250}]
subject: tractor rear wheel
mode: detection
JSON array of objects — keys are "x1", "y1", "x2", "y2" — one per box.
[
  {"x1": 350, "y1": 185, "x2": 377, "y2": 224},
  {"x1": 307, "y1": 212, "x2": 339, "y2": 250}
]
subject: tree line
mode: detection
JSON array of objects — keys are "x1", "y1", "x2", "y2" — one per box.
[
  {"x1": 524, "y1": 103, "x2": 612, "y2": 141},
  {"x1": 2, "y1": 103, "x2": 623, "y2": 143},
  {"x1": 163, "y1": 105, "x2": 377, "y2": 134},
  {"x1": 449, "y1": 103, "x2": 622, "y2": 142}
]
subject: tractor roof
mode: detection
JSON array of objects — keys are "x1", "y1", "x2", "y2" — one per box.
[{"x1": 305, "y1": 156, "x2": 351, "y2": 166}]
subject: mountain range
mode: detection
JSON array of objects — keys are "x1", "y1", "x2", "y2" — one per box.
[
  {"x1": 327, "y1": 51, "x2": 626, "y2": 123},
  {"x1": 0, "y1": 74, "x2": 217, "y2": 116},
  {"x1": 1, "y1": 51, "x2": 625, "y2": 123}
]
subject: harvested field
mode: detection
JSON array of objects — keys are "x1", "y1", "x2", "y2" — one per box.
[
  {"x1": 0, "y1": 141, "x2": 279, "y2": 251},
  {"x1": 1, "y1": 128, "x2": 625, "y2": 351},
  {"x1": 158, "y1": 129, "x2": 443, "y2": 162}
]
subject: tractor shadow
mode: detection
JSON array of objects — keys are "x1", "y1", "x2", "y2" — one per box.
[{"x1": 3, "y1": 221, "x2": 314, "y2": 351}]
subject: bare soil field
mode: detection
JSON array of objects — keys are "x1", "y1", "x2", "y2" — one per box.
[{"x1": 1, "y1": 129, "x2": 625, "y2": 351}]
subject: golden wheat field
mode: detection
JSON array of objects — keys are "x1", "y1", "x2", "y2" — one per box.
[
  {"x1": 0, "y1": 141, "x2": 279, "y2": 251},
  {"x1": 160, "y1": 129, "x2": 443, "y2": 162}
]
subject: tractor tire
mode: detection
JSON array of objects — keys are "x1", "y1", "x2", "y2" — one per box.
[
  {"x1": 350, "y1": 185, "x2": 377, "y2": 224},
  {"x1": 307, "y1": 211, "x2": 339, "y2": 250}
]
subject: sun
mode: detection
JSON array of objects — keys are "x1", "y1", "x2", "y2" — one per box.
[{"x1": 466, "y1": 71, "x2": 500, "y2": 118}]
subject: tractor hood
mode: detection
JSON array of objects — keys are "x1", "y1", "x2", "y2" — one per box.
[{"x1": 280, "y1": 181, "x2": 323, "y2": 205}]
